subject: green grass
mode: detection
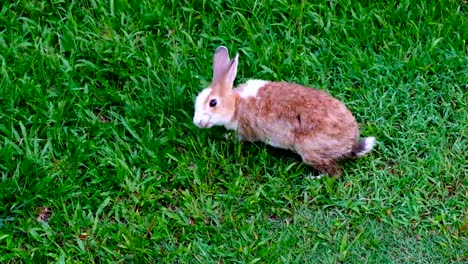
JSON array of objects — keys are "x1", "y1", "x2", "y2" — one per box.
[{"x1": 0, "y1": 0, "x2": 467, "y2": 262}]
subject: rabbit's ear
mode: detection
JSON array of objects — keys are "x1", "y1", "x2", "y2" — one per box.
[
  {"x1": 213, "y1": 46, "x2": 230, "y2": 82},
  {"x1": 225, "y1": 53, "x2": 239, "y2": 87},
  {"x1": 212, "y1": 46, "x2": 238, "y2": 95}
]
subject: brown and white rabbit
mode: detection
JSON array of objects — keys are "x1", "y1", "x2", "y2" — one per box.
[{"x1": 193, "y1": 46, "x2": 375, "y2": 177}]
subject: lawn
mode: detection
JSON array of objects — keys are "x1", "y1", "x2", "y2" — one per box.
[{"x1": 0, "y1": 0, "x2": 467, "y2": 262}]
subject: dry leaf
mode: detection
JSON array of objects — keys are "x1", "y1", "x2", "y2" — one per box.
[
  {"x1": 36, "y1": 207, "x2": 52, "y2": 223},
  {"x1": 386, "y1": 208, "x2": 393, "y2": 217},
  {"x1": 79, "y1": 233, "x2": 88, "y2": 240}
]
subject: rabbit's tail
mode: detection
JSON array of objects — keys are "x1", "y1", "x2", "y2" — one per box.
[{"x1": 349, "y1": 137, "x2": 376, "y2": 157}]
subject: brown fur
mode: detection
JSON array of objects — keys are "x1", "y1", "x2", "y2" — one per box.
[
  {"x1": 233, "y1": 82, "x2": 359, "y2": 176},
  {"x1": 204, "y1": 91, "x2": 237, "y2": 122}
]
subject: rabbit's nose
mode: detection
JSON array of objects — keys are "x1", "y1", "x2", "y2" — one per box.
[
  {"x1": 199, "y1": 121, "x2": 208, "y2": 128},
  {"x1": 193, "y1": 117, "x2": 201, "y2": 127},
  {"x1": 193, "y1": 118, "x2": 207, "y2": 128}
]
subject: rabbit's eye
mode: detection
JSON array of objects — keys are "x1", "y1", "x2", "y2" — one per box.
[{"x1": 209, "y1": 99, "x2": 217, "y2": 107}]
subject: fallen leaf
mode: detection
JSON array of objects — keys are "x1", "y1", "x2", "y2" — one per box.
[
  {"x1": 36, "y1": 207, "x2": 52, "y2": 223},
  {"x1": 79, "y1": 233, "x2": 88, "y2": 240},
  {"x1": 386, "y1": 208, "x2": 393, "y2": 217}
]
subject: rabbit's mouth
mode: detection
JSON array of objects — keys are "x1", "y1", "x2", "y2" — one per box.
[
  {"x1": 204, "y1": 115, "x2": 215, "y2": 128},
  {"x1": 199, "y1": 121, "x2": 214, "y2": 128},
  {"x1": 193, "y1": 112, "x2": 213, "y2": 128},
  {"x1": 196, "y1": 115, "x2": 214, "y2": 128}
]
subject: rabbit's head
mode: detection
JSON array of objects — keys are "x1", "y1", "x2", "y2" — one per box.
[{"x1": 193, "y1": 46, "x2": 239, "y2": 129}]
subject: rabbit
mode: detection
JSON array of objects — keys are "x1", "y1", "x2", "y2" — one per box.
[{"x1": 193, "y1": 46, "x2": 375, "y2": 177}]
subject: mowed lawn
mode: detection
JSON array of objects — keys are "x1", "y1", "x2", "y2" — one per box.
[{"x1": 0, "y1": 0, "x2": 467, "y2": 262}]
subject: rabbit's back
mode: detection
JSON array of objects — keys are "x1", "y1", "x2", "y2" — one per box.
[{"x1": 235, "y1": 82, "x2": 359, "y2": 158}]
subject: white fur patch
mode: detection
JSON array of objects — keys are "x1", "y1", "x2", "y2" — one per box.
[
  {"x1": 194, "y1": 88, "x2": 212, "y2": 110},
  {"x1": 305, "y1": 174, "x2": 324, "y2": 180},
  {"x1": 236, "y1": 80, "x2": 268, "y2": 99},
  {"x1": 193, "y1": 88, "x2": 212, "y2": 127},
  {"x1": 356, "y1": 137, "x2": 376, "y2": 157}
]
